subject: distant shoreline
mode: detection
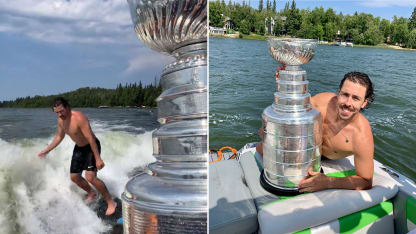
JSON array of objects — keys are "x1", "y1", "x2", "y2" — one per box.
[{"x1": 210, "y1": 34, "x2": 416, "y2": 52}]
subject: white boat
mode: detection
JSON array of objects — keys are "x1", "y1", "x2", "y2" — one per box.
[
  {"x1": 346, "y1": 39, "x2": 354, "y2": 47},
  {"x1": 209, "y1": 143, "x2": 416, "y2": 234}
]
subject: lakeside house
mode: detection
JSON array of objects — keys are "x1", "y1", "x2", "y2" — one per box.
[
  {"x1": 265, "y1": 16, "x2": 287, "y2": 35},
  {"x1": 209, "y1": 15, "x2": 233, "y2": 35},
  {"x1": 224, "y1": 17, "x2": 233, "y2": 31},
  {"x1": 210, "y1": 26, "x2": 226, "y2": 35},
  {"x1": 264, "y1": 17, "x2": 276, "y2": 35}
]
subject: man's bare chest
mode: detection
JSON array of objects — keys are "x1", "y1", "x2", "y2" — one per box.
[
  {"x1": 322, "y1": 122, "x2": 353, "y2": 159},
  {"x1": 62, "y1": 121, "x2": 81, "y2": 138}
]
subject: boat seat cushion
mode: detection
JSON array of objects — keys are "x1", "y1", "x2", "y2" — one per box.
[
  {"x1": 256, "y1": 155, "x2": 399, "y2": 233},
  {"x1": 239, "y1": 150, "x2": 279, "y2": 208},
  {"x1": 209, "y1": 159, "x2": 258, "y2": 234}
]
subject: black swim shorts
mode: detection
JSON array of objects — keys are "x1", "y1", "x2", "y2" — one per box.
[{"x1": 70, "y1": 138, "x2": 101, "y2": 174}]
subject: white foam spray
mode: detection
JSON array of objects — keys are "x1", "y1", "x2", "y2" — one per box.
[{"x1": 0, "y1": 121, "x2": 155, "y2": 234}]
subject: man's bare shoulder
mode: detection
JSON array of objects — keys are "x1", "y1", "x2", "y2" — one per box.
[
  {"x1": 350, "y1": 113, "x2": 373, "y2": 151},
  {"x1": 71, "y1": 110, "x2": 88, "y2": 123},
  {"x1": 57, "y1": 117, "x2": 64, "y2": 126},
  {"x1": 353, "y1": 113, "x2": 372, "y2": 134},
  {"x1": 311, "y1": 92, "x2": 336, "y2": 110},
  {"x1": 313, "y1": 92, "x2": 336, "y2": 101}
]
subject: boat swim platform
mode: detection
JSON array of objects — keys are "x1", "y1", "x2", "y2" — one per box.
[{"x1": 209, "y1": 143, "x2": 416, "y2": 234}]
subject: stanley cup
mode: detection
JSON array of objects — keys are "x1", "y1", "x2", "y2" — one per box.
[
  {"x1": 122, "y1": 0, "x2": 207, "y2": 233},
  {"x1": 260, "y1": 38, "x2": 322, "y2": 195}
]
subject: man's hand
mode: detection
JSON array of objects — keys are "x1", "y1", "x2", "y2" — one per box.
[
  {"x1": 258, "y1": 127, "x2": 264, "y2": 139},
  {"x1": 275, "y1": 65, "x2": 286, "y2": 82},
  {"x1": 298, "y1": 168, "x2": 328, "y2": 193},
  {"x1": 96, "y1": 159, "x2": 105, "y2": 170},
  {"x1": 37, "y1": 150, "x2": 48, "y2": 158}
]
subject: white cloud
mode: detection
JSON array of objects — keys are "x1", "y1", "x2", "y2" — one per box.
[
  {"x1": 0, "y1": 0, "x2": 137, "y2": 44},
  {"x1": 125, "y1": 50, "x2": 174, "y2": 74},
  {"x1": 359, "y1": 0, "x2": 416, "y2": 7},
  {"x1": 0, "y1": 0, "x2": 131, "y2": 24}
]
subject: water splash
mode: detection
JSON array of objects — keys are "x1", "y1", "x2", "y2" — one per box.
[{"x1": 0, "y1": 128, "x2": 155, "y2": 234}]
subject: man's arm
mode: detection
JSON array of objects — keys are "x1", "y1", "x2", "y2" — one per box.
[
  {"x1": 327, "y1": 119, "x2": 374, "y2": 190},
  {"x1": 78, "y1": 114, "x2": 104, "y2": 170},
  {"x1": 38, "y1": 124, "x2": 65, "y2": 157},
  {"x1": 299, "y1": 120, "x2": 374, "y2": 192}
]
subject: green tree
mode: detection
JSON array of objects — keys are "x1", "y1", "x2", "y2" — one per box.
[
  {"x1": 311, "y1": 7, "x2": 324, "y2": 26},
  {"x1": 409, "y1": 7, "x2": 416, "y2": 30},
  {"x1": 240, "y1": 19, "x2": 251, "y2": 34},
  {"x1": 407, "y1": 29, "x2": 416, "y2": 48},
  {"x1": 273, "y1": 17, "x2": 283, "y2": 35},
  {"x1": 363, "y1": 21, "x2": 383, "y2": 45},
  {"x1": 230, "y1": 3, "x2": 255, "y2": 32},
  {"x1": 258, "y1": 0, "x2": 263, "y2": 11},
  {"x1": 254, "y1": 11, "x2": 266, "y2": 34},
  {"x1": 272, "y1": 0, "x2": 276, "y2": 13},
  {"x1": 286, "y1": 0, "x2": 301, "y2": 35},
  {"x1": 391, "y1": 17, "x2": 409, "y2": 45},
  {"x1": 297, "y1": 20, "x2": 314, "y2": 39},
  {"x1": 348, "y1": 28, "x2": 362, "y2": 44},
  {"x1": 324, "y1": 22, "x2": 337, "y2": 41},
  {"x1": 324, "y1": 8, "x2": 337, "y2": 25},
  {"x1": 312, "y1": 24, "x2": 324, "y2": 40},
  {"x1": 283, "y1": 1, "x2": 290, "y2": 16},
  {"x1": 0, "y1": 82, "x2": 162, "y2": 108},
  {"x1": 380, "y1": 19, "x2": 391, "y2": 42},
  {"x1": 209, "y1": 1, "x2": 224, "y2": 27}
]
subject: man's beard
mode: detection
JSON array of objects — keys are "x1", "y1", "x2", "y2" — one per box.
[{"x1": 338, "y1": 104, "x2": 357, "y2": 120}]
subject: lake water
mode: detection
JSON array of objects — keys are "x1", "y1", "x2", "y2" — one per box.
[
  {"x1": 0, "y1": 108, "x2": 158, "y2": 233},
  {"x1": 209, "y1": 36, "x2": 416, "y2": 181}
]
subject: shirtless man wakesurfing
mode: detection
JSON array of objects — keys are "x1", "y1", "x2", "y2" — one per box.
[
  {"x1": 257, "y1": 70, "x2": 375, "y2": 193},
  {"x1": 38, "y1": 97, "x2": 117, "y2": 215}
]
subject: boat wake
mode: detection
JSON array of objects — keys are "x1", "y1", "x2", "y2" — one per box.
[{"x1": 0, "y1": 126, "x2": 155, "y2": 234}]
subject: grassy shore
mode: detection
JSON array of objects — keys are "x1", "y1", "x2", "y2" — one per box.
[
  {"x1": 210, "y1": 32, "x2": 277, "y2": 40},
  {"x1": 354, "y1": 43, "x2": 416, "y2": 51},
  {"x1": 210, "y1": 32, "x2": 416, "y2": 52}
]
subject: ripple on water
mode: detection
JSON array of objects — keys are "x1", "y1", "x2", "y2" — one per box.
[{"x1": 209, "y1": 37, "x2": 416, "y2": 181}]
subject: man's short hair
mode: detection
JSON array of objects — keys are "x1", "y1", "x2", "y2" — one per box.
[
  {"x1": 339, "y1": 72, "x2": 374, "y2": 110},
  {"x1": 52, "y1": 97, "x2": 70, "y2": 110}
]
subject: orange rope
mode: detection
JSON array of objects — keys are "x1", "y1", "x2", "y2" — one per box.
[{"x1": 209, "y1": 146, "x2": 237, "y2": 163}]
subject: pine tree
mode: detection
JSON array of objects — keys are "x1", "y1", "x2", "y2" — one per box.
[
  {"x1": 410, "y1": 7, "x2": 416, "y2": 30},
  {"x1": 221, "y1": 0, "x2": 226, "y2": 8},
  {"x1": 284, "y1": 1, "x2": 289, "y2": 12},
  {"x1": 290, "y1": 0, "x2": 296, "y2": 11},
  {"x1": 272, "y1": 0, "x2": 276, "y2": 13},
  {"x1": 259, "y1": 0, "x2": 263, "y2": 11}
]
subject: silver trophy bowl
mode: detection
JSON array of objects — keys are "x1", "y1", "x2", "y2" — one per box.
[
  {"x1": 261, "y1": 38, "x2": 322, "y2": 195},
  {"x1": 123, "y1": 0, "x2": 207, "y2": 233},
  {"x1": 268, "y1": 38, "x2": 317, "y2": 68},
  {"x1": 127, "y1": 0, "x2": 207, "y2": 55}
]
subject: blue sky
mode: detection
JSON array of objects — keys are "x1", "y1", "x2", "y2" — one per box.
[
  {"x1": 0, "y1": 0, "x2": 174, "y2": 101},
  {"x1": 1, "y1": 1, "x2": 414, "y2": 101},
  {"x1": 224, "y1": 0, "x2": 415, "y2": 21}
]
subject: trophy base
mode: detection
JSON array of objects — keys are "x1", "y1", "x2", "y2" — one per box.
[{"x1": 260, "y1": 170, "x2": 302, "y2": 196}]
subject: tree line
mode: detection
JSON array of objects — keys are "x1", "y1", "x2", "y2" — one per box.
[
  {"x1": 210, "y1": 0, "x2": 416, "y2": 48},
  {"x1": 0, "y1": 82, "x2": 162, "y2": 108}
]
